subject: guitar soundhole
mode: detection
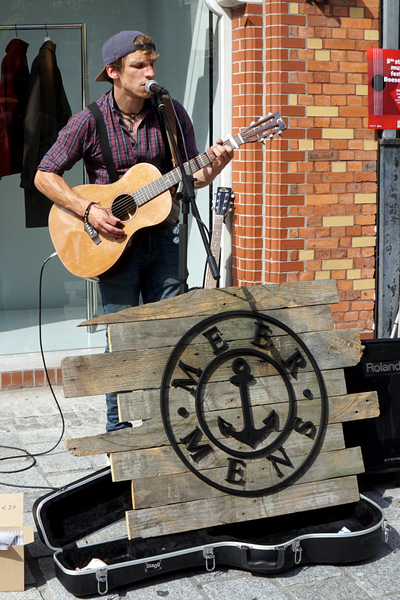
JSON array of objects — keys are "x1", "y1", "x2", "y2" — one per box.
[{"x1": 111, "y1": 194, "x2": 137, "y2": 222}]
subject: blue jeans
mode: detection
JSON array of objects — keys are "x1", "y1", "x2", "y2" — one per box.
[{"x1": 99, "y1": 226, "x2": 180, "y2": 431}]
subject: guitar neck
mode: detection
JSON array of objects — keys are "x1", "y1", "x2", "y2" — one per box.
[
  {"x1": 205, "y1": 214, "x2": 224, "y2": 289},
  {"x1": 130, "y1": 111, "x2": 285, "y2": 211},
  {"x1": 134, "y1": 135, "x2": 241, "y2": 208}
]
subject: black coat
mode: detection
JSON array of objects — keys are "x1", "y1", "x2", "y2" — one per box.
[{"x1": 20, "y1": 40, "x2": 71, "y2": 227}]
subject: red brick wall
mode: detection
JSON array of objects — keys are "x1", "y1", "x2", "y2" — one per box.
[{"x1": 231, "y1": 0, "x2": 379, "y2": 337}]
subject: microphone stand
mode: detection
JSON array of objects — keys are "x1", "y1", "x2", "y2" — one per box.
[{"x1": 155, "y1": 94, "x2": 220, "y2": 295}]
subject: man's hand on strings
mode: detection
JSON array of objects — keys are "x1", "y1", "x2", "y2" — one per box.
[{"x1": 88, "y1": 204, "x2": 125, "y2": 239}]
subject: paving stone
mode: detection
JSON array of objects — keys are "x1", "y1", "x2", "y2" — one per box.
[
  {"x1": 386, "y1": 519, "x2": 400, "y2": 552},
  {"x1": 277, "y1": 564, "x2": 342, "y2": 586},
  {"x1": 89, "y1": 454, "x2": 110, "y2": 469},
  {"x1": 34, "y1": 449, "x2": 93, "y2": 474},
  {"x1": 0, "y1": 428, "x2": 21, "y2": 449},
  {"x1": 55, "y1": 394, "x2": 105, "y2": 413},
  {"x1": 37, "y1": 556, "x2": 78, "y2": 600},
  {"x1": 125, "y1": 573, "x2": 209, "y2": 600},
  {"x1": 365, "y1": 488, "x2": 400, "y2": 521},
  {"x1": 0, "y1": 461, "x2": 49, "y2": 494},
  {"x1": 13, "y1": 414, "x2": 67, "y2": 432},
  {"x1": 200, "y1": 575, "x2": 290, "y2": 600},
  {"x1": 374, "y1": 474, "x2": 400, "y2": 496},
  {"x1": 287, "y1": 575, "x2": 373, "y2": 600},
  {"x1": 0, "y1": 590, "x2": 44, "y2": 600},
  {"x1": 342, "y1": 545, "x2": 400, "y2": 595},
  {"x1": 14, "y1": 426, "x2": 68, "y2": 453},
  {"x1": 65, "y1": 416, "x2": 107, "y2": 438},
  {"x1": 25, "y1": 489, "x2": 54, "y2": 513},
  {"x1": 8, "y1": 394, "x2": 60, "y2": 420},
  {"x1": 194, "y1": 568, "x2": 249, "y2": 583},
  {"x1": 384, "y1": 487, "x2": 400, "y2": 503},
  {"x1": 0, "y1": 447, "x2": 34, "y2": 468}
]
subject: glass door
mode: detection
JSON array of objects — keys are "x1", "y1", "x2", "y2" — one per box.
[{"x1": 0, "y1": 0, "x2": 221, "y2": 356}]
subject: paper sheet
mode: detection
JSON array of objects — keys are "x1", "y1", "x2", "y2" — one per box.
[{"x1": 0, "y1": 530, "x2": 24, "y2": 550}]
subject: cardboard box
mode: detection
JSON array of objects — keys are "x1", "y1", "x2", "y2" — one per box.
[{"x1": 0, "y1": 493, "x2": 34, "y2": 592}]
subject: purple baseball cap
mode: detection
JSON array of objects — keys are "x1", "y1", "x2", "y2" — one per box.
[{"x1": 95, "y1": 30, "x2": 156, "y2": 82}]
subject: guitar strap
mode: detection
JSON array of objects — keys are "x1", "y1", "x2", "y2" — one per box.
[
  {"x1": 88, "y1": 102, "x2": 119, "y2": 183},
  {"x1": 88, "y1": 98, "x2": 178, "y2": 183}
]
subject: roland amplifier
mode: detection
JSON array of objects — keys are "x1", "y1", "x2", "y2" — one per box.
[{"x1": 343, "y1": 338, "x2": 400, "y2": 474}]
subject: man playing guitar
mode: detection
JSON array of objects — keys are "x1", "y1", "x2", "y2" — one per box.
[{"x1": 34, "y1": 30, "x2": 234, "y2": 432}]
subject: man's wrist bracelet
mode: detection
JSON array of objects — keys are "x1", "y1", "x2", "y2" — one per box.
[{"x1": 83, "y1": 202, "x2": 99, "y2": 223}]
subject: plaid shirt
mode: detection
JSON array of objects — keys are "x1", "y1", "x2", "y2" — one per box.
[{"x1": 38, "y1": 91, "x2": 198, "y2": 184}]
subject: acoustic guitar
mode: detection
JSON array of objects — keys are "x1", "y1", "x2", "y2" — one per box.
[
  {"x1": 49, "y1": 112, "x2": 287, "y2": 281},
  {"x1": 205, "y1": 187, "x2": 233, "y2": 289}
]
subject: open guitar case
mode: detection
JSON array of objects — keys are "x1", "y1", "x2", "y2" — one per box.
[{"x1": 33, "y1": 467, "x2": 387, "y2": 597}]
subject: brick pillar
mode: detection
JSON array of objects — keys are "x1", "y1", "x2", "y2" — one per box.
[
  {"x1": 264, "y1": 0, "x2": 306, "y2": 282},
  {"x1": 231, "y1": 3, "x2": 264, "y2": 285},
  {"x1": 231, "y1": 0, "x2": 379, "y2": 337}
]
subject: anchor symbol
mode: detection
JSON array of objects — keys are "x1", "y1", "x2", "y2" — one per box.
[{"x1": 218, "y1": 357, "x2": 279, "y2": 449}]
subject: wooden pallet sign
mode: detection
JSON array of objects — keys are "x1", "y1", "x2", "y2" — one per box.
[{"x1": 63, "y1": 281, "x2": 379, "y2": 540}]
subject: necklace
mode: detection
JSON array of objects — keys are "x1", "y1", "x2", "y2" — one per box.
[{"x1": 117, "y1": 107, "x2": 145, "y2": 132}]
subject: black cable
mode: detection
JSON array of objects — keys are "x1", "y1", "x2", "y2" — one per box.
[{"x1": 0, "y1": 251, "x2": 64, "y2": 491}]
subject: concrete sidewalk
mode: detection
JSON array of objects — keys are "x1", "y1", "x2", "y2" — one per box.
[{"x1": 1, "y1": 384, "x2": 400, "y2": 600}]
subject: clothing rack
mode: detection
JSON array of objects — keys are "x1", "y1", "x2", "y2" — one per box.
[
  {"x1": 0, "y1": 23, "x2": 98, "y2": 327},
  {"x1": 0, "y1": 23, "x2": 89, "y2": 108}
]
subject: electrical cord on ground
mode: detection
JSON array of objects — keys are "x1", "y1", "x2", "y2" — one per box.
[{"x1": 0, "y1": 251, "x2": 64, "y2": 491}]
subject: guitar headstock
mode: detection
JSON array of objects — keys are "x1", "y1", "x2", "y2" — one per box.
[
  {"x1": 214, "y1": 187, "x2": 234, "y2": 217},
  {"x1": 233, "y1": 112, "x2": 287, "y2": 147}
]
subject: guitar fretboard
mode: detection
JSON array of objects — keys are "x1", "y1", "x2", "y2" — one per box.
[
  {"x1": 133, "y1": 134, "x2": 241, "y2": 209},
  {"x1": 205, "y1": 214, "x2": 224, "y2": 289}
]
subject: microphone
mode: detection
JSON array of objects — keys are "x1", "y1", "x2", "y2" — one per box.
[{"x1": 145, "y1": 80, "x2": 169, "y2": 97}]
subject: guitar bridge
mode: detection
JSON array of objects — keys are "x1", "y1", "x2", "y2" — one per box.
[{"x1": 84, "y1": 221, "x2": 102, "y2": 245}]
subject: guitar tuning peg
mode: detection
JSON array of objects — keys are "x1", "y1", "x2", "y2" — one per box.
[{"x1": 277, "y1": 130, "x2": 283, "y2": 138}]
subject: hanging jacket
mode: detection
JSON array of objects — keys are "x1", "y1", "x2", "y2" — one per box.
[
  {"x1": 20, "y1": 40, "x2": 71, "y2": 227},
  {"x1": 0, "y1": 38, "x2": 30, "y2": 177}
]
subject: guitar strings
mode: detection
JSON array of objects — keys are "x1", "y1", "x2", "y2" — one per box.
[{"x1": 110, "y1": 170, "x2": 180, "y2": 219}]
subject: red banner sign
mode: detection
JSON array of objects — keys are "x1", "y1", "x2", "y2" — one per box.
[{"x1": 368, "y1": 48, "x2": 400, "y2": 129}]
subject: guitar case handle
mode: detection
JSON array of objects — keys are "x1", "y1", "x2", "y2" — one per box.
[{"x1": 240, "y1": 546, "x2": 285, "y2": 572}]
